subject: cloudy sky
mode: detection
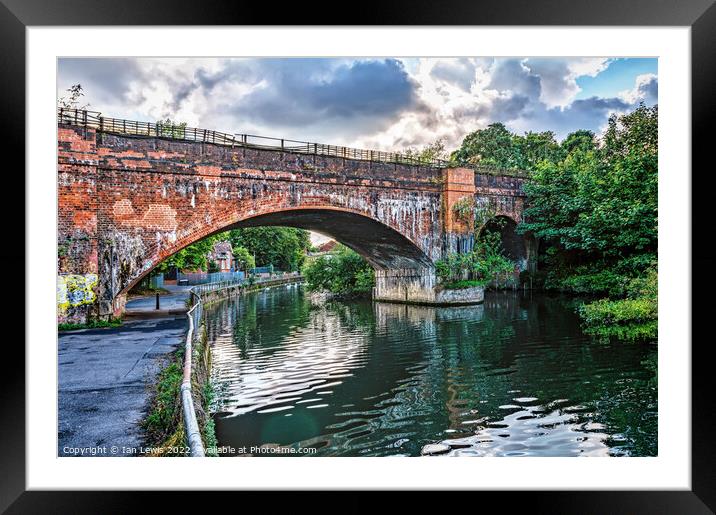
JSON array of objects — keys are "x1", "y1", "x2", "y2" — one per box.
[{"x1": 58, "y1": 56, "x2": 657, "y2": 153}]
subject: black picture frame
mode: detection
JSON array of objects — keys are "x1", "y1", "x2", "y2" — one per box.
[{"x1": 3, "y1": 0, "x2": 714, "y2": 512}]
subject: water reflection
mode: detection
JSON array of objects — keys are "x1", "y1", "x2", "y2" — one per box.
[
  {"x1": 207, "y1": 286, "x2": 657, "y2": 457},
  {"x1": 437, "y1": 403, "x2": 612, "y2": 457}
]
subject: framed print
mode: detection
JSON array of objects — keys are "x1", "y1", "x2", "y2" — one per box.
[{"x1": 4, "y1": 0, "x2": 715, "y2": 512}]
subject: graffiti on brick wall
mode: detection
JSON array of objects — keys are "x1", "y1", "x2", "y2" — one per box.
[{"x1": 57, "y1": 274, "x2": 98, "y2": 310}]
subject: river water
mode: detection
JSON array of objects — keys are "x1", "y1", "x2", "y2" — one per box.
[{"x1": 206, "y1": 284, "x2": 657, "y2": 457}]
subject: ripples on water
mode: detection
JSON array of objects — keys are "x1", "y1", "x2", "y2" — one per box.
[{"x1": 207, "y1": 285, "x2": 657, "y2": 457}]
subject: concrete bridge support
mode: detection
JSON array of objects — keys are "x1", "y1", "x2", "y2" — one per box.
[{"x1": 373, "y1": 268, "x2": 437, "y2": 304}]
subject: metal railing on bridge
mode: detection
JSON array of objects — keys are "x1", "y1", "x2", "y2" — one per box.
[
  {"x1": 58, "y1": 108, "x2": 530, "y2": 177},
  {"x1": 58, "y1": 107, "x2": 450, "y2": 168}
]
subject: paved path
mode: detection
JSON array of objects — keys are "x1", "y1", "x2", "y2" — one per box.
[
  {"x1": 124, "y1": 284, "x2": 192, "y2": 316},
  {"x1": 58, "y1": 287, "x2": 192, "y2": 457}
]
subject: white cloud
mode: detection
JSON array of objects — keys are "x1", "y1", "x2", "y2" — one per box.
[
  {"x1": 58, "y1": 57, "x2": 655, "y2": 154},
  {"x1": 618, "y1": 73, "x2": 659, "y2": 104},
  {"x1": 522, "y1": 58, "x2": 611, "y2": 109}
]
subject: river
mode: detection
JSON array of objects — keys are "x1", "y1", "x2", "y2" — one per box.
[{"x1": 205, "y1": 284, "x2": 657, "y2": 457}]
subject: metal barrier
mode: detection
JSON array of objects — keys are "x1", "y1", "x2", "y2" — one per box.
[
  {"x1": 178, "y1": 271, "x2": 245, "y2": 285},
  {"x1": 188, "y1": 272, "x2": 300, "y2": 297},
  {"x1": 191, "y1": 277, "x2": 246, "y2": 296},
  {"x1": 58, "y1": 107, "x2": 447, "y2": 168},
  {"x1": 180, "y1": 272, "x2": 302, "y2": 456},
  {"x1": 249, "y1": 266, "x2": 275, "y2": 275},
  {"x1": 181, "y1": 294, "x2": 205, "y2": 457}
]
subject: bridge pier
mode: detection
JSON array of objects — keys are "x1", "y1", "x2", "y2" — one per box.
[
  {"x1": 372, "y1": 268, "x2": 484, "y2": 306},
  {"x1": 373, "y1": 268, "x2": 437, "y2": 304}
]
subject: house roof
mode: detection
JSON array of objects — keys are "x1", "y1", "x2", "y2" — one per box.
[
  {"x1": 208, "y1": 240, "x2": 233, "y2": 259},
  {"x1": 317, "y1": 240, "x2": 337, "y2": 252}
]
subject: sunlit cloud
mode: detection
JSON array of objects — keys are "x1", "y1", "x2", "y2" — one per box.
[{"x1": 58, "y1": 56, "x2": 657, "y2": 152}]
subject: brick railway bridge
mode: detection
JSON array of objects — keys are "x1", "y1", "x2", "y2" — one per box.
[{"x1": 57, "y1": 109, "x2": 534, "y2": 323}]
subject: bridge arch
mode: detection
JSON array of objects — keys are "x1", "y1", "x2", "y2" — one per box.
[
  {"x1": 119, "y1": 206, "x2": 434, "y2": 298},
  {"x1": 478, "y1": 215, "x2": 528, "y2": 269}
]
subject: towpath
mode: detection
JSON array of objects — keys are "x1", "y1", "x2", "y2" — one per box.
[{"x1": 58, "y1": 285, "x2": 192, "y2": 457}]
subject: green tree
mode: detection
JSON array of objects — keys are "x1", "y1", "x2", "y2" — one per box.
[
  {"x1": 451, "y1": 123, "x2": 561, "y2": 170},
  {"x1": 228, "y1": 227, "x2": 311, "y2": 272},
  {"x1": 154, "y1": 234, "x2": 226, "y2": 274},
  {"x1": 520, "y1": 104, "x2": 657, "y2": 266},
  {"x1": 232, "y1": 246, "x2": 255, "y2": 272},
  {"x1": 451, "y1": 123, "x2": 517, "y2": 168},
  {"x1": 603, "y1": 103, "x2": 658, "y2": 160},
  {"x1": 513, "y1": 131, "x2": 561, "y2": 170},
  {"x1": 404, "y1": 138, "x2": 449, "y2": 163},
  {"x1": 561, "y1": 129, "x2": 597, "y2": 156},
  {"x1": 303, "y1": 245, "x2": 375, "y2": 297}
]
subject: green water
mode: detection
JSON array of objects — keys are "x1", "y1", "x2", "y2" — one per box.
[{"x1": 206, "y1": 284, "x2": 657, "y2": 457}]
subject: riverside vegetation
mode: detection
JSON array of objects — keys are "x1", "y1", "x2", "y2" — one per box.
[
  {"x1": 435, "y1": 226, "x2": 516, "y2": 290},
  {"x1": 303, "y1": 244, "x2": 375, "y2": 298},
  {"x1": 453, "y1": 103, "x2": 658, "y2": 339},
  {"x1": 303, "y1": 104, "x2": 658, "y2": 340}
]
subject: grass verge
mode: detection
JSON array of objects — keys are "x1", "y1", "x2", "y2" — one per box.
[
  {"x1": 58, "y1": 317, "x2": 122, "y2": 332},
  {"x1": 142, "y1": 346, "x2": 187, "y2": 456},
  {"x1": 142, "y1": 320, "x2": 218, "y2": 456}
]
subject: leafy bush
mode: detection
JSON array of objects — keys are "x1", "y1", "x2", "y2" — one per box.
[
  {"x1": 579, "y1": 297, "x2": 656, "y2": 326},
  {"x1": 436, "y1": 229, "x2": 515, "y2": 288},
  {"x1": 577, "y1": 265, "x2": 657, "y2": 340},
  {"x1": 303, "y1": 245, "x2": 375, "y2": 297},
  {"x1": 442, "y1": 279, "x2": 487, "y2": 290},
  {"x1": 542, "y1": 256, "x2": 657, "y2": 298},
  {"x1": 625, "y1": 265, "x2": 657, "y2": 299},
  {"x1": 557, "y1": 269, "x2": 631, "y2": 297}
]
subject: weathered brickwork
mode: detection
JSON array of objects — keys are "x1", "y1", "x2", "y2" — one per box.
[
  {"x1": 474, "y1": 173, "x2": 527, "y2": 224},
  {"x1": 57, "y1": 124, "x2": 527, "y2": 322}
]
